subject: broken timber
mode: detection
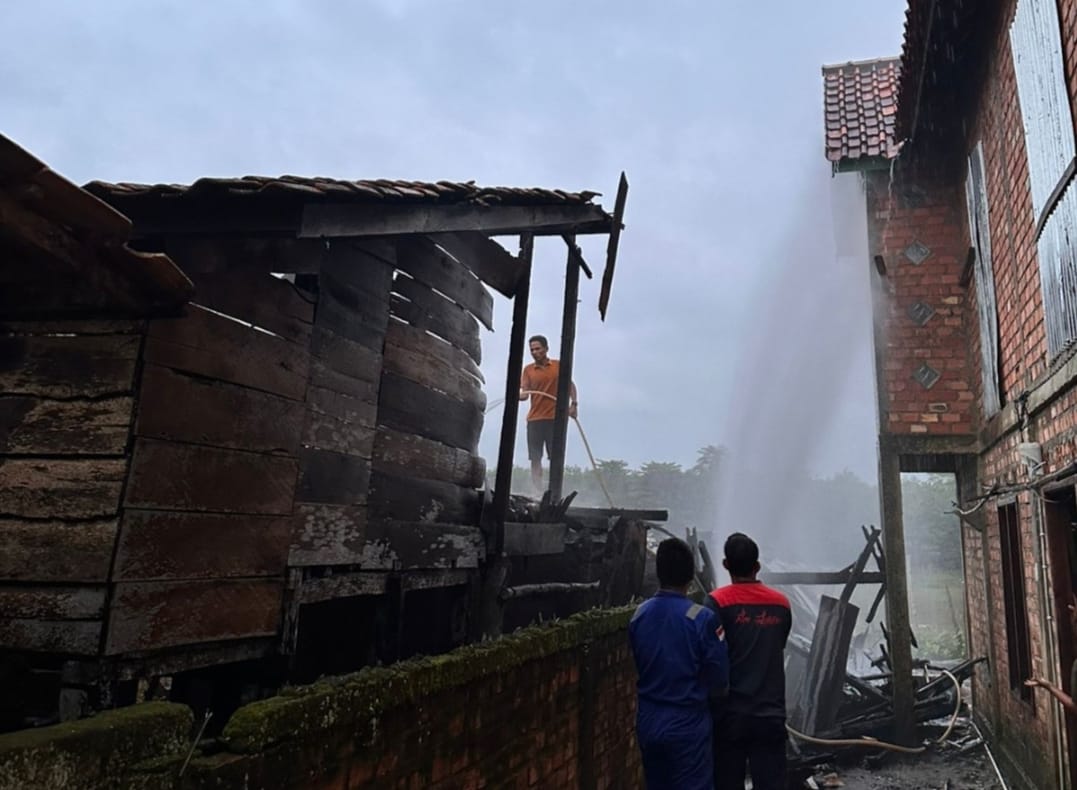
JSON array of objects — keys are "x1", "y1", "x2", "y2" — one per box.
[{"x1": 500, "y1": 581, "x2": 601, "y2": 600}]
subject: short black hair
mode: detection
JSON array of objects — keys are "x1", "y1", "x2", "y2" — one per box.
[
  {"x1": 656, "y1": 538, "x2": 695, "y2": 588},
  {"x1": 724, "y1": 532, "x2": 759, "y2": 577},
  {"x1": 528, "y1": 335, "x2": 548, "y2": 349}
]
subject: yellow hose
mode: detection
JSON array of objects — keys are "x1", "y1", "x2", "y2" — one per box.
[
  {"x1": 504, "y1": 389, "x2": 617, "y2": 508},
  {"x1": 785, "y1": 669, "x2": 963, "y2": 754}
]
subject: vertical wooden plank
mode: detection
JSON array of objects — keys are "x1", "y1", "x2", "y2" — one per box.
[
  {"x1": 491, "y1": 235, "x2": 533, "y2": 553},
  {"x1": 549, "y1": 236, "x2": 581, "y2": 501},
  {"x1": 879, "y1": 449, "x2": 915, "y2": 742}
]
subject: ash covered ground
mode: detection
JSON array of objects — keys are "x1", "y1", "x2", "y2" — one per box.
[{"x1": 806, "y1": 745, "x2": 1002, "y2": 789}]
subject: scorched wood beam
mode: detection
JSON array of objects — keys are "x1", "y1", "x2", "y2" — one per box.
[
  {"x1": 427, "y1": 231, "x2": 525, "y2": 298},
  {"x1": 300, "y1": 203, "x2": 612, "y2": 238},
  {"x1": 490, "y1": 233, "x2": 534, "y2": 552},
  {"x1": 548, "y1": 234, "x2": 581, "y2": 501}
]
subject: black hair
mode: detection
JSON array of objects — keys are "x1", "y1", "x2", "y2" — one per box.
[
  {"x1": 528, "y1": 335, "x2": 549, "y2": 349},
  {"x1": 656, "y1": 538, "x2": 695, "y2": 588},
  {"x1": 724, "y1": 532, "x2": 759, "y2": 577}
]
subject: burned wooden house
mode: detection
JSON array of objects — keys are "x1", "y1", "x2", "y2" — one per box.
[{"x1": 0, "y1": 133, "x2": 646, "y2": 726}]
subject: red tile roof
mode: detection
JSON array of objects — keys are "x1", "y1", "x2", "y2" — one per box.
[{"x1": 822, "y1": 57, "x2": 902, "y2": 165}]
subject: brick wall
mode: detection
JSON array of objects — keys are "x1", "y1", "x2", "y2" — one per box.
[
  {"x1": 863, "y1": 1, "x2": 1077, "y2": 787},
  {"x1": 0, "y1": 607, "x2": 643, "y2": 790},
  {"x1": 865, "y1": 169, "x2": 977, "y2": 436}
]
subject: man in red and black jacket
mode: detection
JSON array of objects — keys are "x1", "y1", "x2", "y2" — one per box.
[{"x1": 705, "y1": 532, "x2": 791, "y2": 790}]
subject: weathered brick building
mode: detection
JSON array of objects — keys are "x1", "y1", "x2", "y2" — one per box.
[{"x1": 825, "y1": 2, "x2": 1077, "y2": 787}]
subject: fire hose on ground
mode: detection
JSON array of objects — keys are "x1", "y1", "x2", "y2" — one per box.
[{"x1": 784, "y1": 668, "x2": 963, "y2": 754}]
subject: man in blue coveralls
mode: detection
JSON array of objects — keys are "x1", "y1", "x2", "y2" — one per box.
[{"x1": 629, "y1": 537, "x2": 730, "y2": 789}]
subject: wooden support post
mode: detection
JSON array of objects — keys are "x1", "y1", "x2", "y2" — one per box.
[
  {"x1": 490, "y1": 234, "x2": 534, "y2": 551},
  {"x1": 477, "y1": 234, "x2": 533, "y2": 641},
  {"x1": 878, "y1": 449, "x2": 915, "y2": 743},
  {"x1": 549, "y1": 234, "x2": 581, "y2": 502}
]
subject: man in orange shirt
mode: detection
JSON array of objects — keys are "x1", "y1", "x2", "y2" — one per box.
[{"x1": 519, "y1": 335, "x2": 577, "y2": 494}]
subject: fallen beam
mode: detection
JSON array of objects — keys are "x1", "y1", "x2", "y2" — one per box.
[
  {"x1": 499, "y1": 581, "x2": 600, "y2": 600},
  {"x1": 763, "y1": 571, "x2": 885, "y2": 586},
  {"x1": 566, "y1": 507, "x2": 669, "y2": 522}
]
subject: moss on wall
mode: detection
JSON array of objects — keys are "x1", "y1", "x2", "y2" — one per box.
[
  {"x1": 221, "y1": 606, "x2": 634, "y2": 753},
  {"x1": 0, "y1": 701, "x2": 192, "y2": 790}
]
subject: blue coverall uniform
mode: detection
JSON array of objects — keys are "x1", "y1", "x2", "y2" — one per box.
[{"x1": 629, "y1": 590, "x2": 730, "y2": 790}]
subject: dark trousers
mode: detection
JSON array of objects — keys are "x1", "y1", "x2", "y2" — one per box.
[
  {"x1": 713, "y1": 711, "x2": 787, "y2": 790},
  {"x1": 638, "y1": 704, "x2": 713, "y2": 790}
]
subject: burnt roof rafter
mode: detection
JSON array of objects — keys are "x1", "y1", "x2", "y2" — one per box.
[{"x1": 85, "y1": 175, "x2": 615, "y2": 239}]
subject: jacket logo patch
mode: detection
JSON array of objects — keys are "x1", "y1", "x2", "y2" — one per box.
[{"x1": 734, "y1": 607, "x2": 783, "y2": 627}]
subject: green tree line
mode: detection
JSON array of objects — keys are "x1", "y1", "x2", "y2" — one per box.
[{"x1": 491, "y1": 447, "x2": 963, "y2": 574}]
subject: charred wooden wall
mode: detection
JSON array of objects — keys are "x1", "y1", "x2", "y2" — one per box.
[
  {"x1": 1, "y1": 227, "x2": 498, "y2": 677},
  {"x1": 103, "y1": 258, "x2": 316, "y2": 657},
  {"x1": 0, "y1": 320, "x2": 141, "y2": 656},
  {"x1": 369, "y1": 236, "x2": 488, "y2": 528}
]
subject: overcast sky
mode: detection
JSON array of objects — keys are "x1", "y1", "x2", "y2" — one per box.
[{"x1": 3, "y1": 1, "x2": 907, "y2": 481}]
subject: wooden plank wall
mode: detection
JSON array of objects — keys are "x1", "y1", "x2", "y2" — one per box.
[
  {"x1": 102, "y1": 240, "x2": 316, "y2": 655},
  {"x1": 367, "y1": 236, "x2": 489, "y2": 533},
  {"x1": 0, "y1": 320, "x2": 141, "y2": 654},
  {"x1": 288, "y1": 240, "x2": 393, "y2": 567}
]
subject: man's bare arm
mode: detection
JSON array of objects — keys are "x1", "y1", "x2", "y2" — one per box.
[{"x1": 1027, "y1": 678, "x2": 1077, "y2": 715}]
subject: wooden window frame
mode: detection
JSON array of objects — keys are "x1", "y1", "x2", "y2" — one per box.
[{"x1": 998, "y1": 500, "x2": 1034, "y2": 703}]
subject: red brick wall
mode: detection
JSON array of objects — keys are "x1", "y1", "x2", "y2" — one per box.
[
  {"x1": 0, "y1": 609, "x2": 644, "y2": 789},
  {"x1": 186, "y1": 610, "x2": 643, "y2": 790},
  {"x1": 865, "y1": 169, "x2": 977, "y2": 436},
  {"x1": 867, "y1": 1, "x2": 1077, "y2": 787}
]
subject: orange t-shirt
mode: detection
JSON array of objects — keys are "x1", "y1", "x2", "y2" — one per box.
[{"x1": 521, "y1": 360, "x2": 560, "y2": 422}]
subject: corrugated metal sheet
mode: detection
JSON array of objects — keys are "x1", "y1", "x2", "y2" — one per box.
[
  {"x1": 1011, "y1": 0, "x2": 1077, "y2": 357},
  {"x1": 1010, "y1": 0, "x2": 1075, "y2": 222},
  {"x1": 964, "y1": 141, "x2": 1001, "y2": 415},
  {"x1": 1037, "y1": 182, "x2": 1077, "y2": 357}
]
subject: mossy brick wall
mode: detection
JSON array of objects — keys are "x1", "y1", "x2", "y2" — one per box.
[
  {"x1": 0, "y1": 607, "x2": 643, "y2": 790},
  {"x1": 0, "y1": 701, "x2": 193, "y2": 790}
]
